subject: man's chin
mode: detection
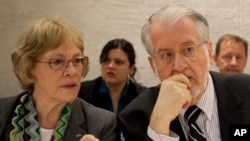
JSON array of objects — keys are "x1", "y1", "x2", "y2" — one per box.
[
  {"x1": 226, "y1": 70, "x2": 239, "y2": 74},
  {"x1": 191, "y1": 92, "x2": 200, "y2": 98}
]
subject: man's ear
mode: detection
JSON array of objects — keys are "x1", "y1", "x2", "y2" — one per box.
[
  {"x1": 206, "y1": 41, "x2": 214, "y2": 63},
  {"x1": 148, "y1": 56, "x2": 158, "y2": 77},
  {"x1": 213, "y1": 55, "x2": 218, "y2": 66}
]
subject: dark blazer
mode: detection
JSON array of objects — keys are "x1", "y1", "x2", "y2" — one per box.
[
  {"x1": 78, "y1": 77, "x2": 147, "y2": 112},
  {"x1": 118, "y1": 71, "x2": 250, "y2": 141},
  {"x1": 0, "y1": 92, "x2": 118, "y2": 141}
]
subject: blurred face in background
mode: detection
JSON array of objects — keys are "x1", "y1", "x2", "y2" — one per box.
[
  {"x1": 101, "y1": 48, "x2": 134, "y2": 86},
  {"x1": 214, "y1": 40, "x2": 247, "y2": 74}
]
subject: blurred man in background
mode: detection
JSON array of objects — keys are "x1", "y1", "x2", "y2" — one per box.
[{"x1": 214, "y1": 34, "x2": 248, "y2": 74}]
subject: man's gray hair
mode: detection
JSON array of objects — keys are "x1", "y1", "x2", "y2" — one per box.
[{"x1": 141, "y1": 4, "x2": 209, "y2": 56}]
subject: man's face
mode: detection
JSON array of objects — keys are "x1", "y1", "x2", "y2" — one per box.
[
  {"x1": 148, "y1": 17, "x2": 213, "y2": 97},
  {"x1": 214, "y1": 40, "x2": 247, "y2": 74}
]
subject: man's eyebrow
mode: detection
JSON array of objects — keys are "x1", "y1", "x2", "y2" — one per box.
[{"x1": 181, "y1": 40, "x2": 195, "y2": 46}]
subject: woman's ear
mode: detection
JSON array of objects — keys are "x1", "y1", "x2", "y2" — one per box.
[{"x1": 129, "y1": 65, "x2": 135, "y2": 76}]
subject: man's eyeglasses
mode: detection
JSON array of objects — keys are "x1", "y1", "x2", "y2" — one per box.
[
  {"x1": 153, "y1": 42, "x2": 207, "y2": 67},
  {"x1": 36, "y1": 56, "x2": 88, "y2": 70}
]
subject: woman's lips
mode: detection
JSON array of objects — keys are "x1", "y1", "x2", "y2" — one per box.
[
  {"x1": 106, "y1": 72, "x2": 116, "y2": 77},
  {"x1": 61, "y1": 82, "x2": 77, "y2": 88}
]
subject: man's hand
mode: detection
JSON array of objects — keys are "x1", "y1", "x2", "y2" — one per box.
[
  {"x1": 80, "y1": 134, "x2": 100, "y2": 141},
  {"x1": 149, "y1": 74, "x2": 192, "y2": 135}
]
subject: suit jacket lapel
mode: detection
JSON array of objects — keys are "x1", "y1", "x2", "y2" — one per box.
[
  {"x1": 63, "y1": 100, "x2": 88, "y2": 141},
  {"x1": 211, "y1": 72, "x2": 247, "y2": 141}
]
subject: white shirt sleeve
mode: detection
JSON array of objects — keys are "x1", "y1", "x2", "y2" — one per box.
[{"x1": 147, "y1": 127, "x2": 180, "y2": 141}]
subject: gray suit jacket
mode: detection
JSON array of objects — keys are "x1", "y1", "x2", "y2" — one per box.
[{"x1": 0, "y1": 93, "x2": 118, "y2": 141}]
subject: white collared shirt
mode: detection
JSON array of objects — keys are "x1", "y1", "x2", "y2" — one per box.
[{"x1": 148, "y1": 74, "x2": 221, "y2": 141}]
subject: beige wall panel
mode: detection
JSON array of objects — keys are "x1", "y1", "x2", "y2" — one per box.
[{"x1": 0, "y1": 0, "x2": 249, "y2": 97}]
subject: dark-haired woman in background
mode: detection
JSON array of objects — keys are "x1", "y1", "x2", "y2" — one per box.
[{"x1": 78, "y1": 38, "x2": 147, "y2": 141}]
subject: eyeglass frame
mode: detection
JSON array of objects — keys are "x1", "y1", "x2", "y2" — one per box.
[
  {"x1": 35, "y1": 56, "x2": 89, "y2": 70},
  {"x1": 152, "y1": 41, "x2": 208, "y2": 67}
]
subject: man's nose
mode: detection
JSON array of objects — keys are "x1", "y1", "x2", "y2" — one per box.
[
  {"x1": 230, "y1": 56, "x2": 238, "y2": 65},
  {"x1": 173, "y1": 53, "x2": 187, "y2": 72}
]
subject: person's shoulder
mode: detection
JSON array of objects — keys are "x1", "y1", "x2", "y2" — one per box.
[
  {"x1": 0, "y1": 95, "x2": 17, "y2": 115},
  {"x1": 211, "y1": 71, "x2": 250, "y2": 85},
  {"x1": 0, "y1": 93, "x2": 24, "y2": 108},
  {"x1": 78, "y1": 77, "x2": 102, "y2": 98},
  {"x1": 211, "y1": 71, "x2": 250, "y2": 80},
  {"x1": 211, "y1": 71, "x2": 250, "y2": 98},
  {"x1": 134, "y1": 83, "x2": 148, "y2": 94},
  {"x1": 119, "y1": 85, "x2": 160, "y2": 114},
  {"x1": 130, "y1": 84, "x2": 160, "y2": 101},
  {"x1": 130, "y1": 80, "x2": 157, "y2": 94},
  {"x1": 80, "y1": 77, "x2": 102, "y2": 87},
  {"x1": 0, "y1": 92, "x2": 25, "y2": 126},
  {"x1": 74, "y1": 98, "x2": 115, "y2": 118},
  {"x1": 140, "y1": 84, "x2": 160, "y2": 96},
  {"x1": 0, "y1": 95, "x2": 17, "y2": 103}
]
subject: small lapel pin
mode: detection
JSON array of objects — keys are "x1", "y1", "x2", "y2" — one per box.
[{"x1": 76, "y1": 133, "x2": 83, "y2": 138}]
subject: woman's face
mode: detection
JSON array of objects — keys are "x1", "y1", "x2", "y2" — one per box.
[
  {"x1": 101, "y1": 48, "x2": 134, "y2": 86},
  {"x1": 31, "y1": 41, "x2": 84, "y2": 104}
]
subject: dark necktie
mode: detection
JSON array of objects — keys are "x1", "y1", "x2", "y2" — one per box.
[{"x1": 184, "y1": 105, "x2": 206, "y2": 141}]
